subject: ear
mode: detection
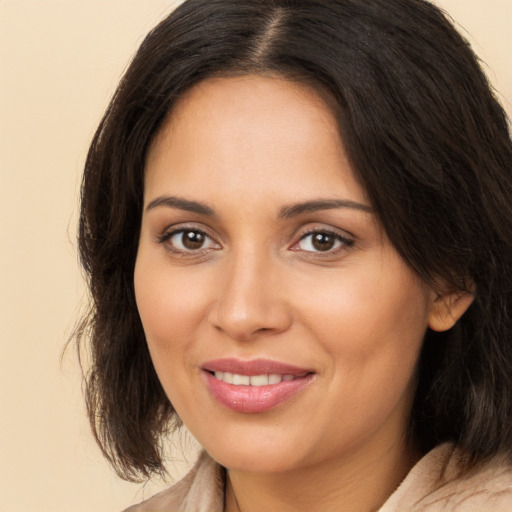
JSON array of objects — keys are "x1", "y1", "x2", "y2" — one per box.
[{"x1": 428, "y1": 289, "x2": 474, "y2": 332}]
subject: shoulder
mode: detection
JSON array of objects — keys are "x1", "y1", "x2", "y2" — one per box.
[
  {"x1": 380, "y1": 443, "x2": 512, "y2": 512},
  {"x1": 123, "y1": 451, "x2": 224, "y2": 512}
]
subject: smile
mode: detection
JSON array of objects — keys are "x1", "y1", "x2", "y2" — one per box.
[
  {"x1": 212, "y1": 371, "x2": 306, "y2": 386},
  {"x1": 202, "y1": 359, "x2": 315, "y2": 413}
]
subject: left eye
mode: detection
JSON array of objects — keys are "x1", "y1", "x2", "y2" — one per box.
[
  {"x1": 296, "y1": 231, "x2": 349, "y2": 253},
  {"x1": 166, "y1": 229, "x2": 217, "y2": 251}
]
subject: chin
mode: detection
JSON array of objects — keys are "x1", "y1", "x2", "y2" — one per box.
[
  {"x1": 196, "y1": 425, "x2": 308, "y2": 474},
  {"x1": 212, "y1": 447, "x2": 301, "y2": 474}
]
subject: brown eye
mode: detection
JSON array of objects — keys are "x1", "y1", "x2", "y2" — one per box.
[
  {"x1": 181, "y1": 230, "x2": 206, "y2": 250},
  {"x1": 165, "y1": 229, "x2": 217, "y2": 252},
  {"x1": 296, "y1": 230, "x2": 352, "y2": 254},
  {"x1": 311, "y1": 233, "x2": 336, "y2": 251}
]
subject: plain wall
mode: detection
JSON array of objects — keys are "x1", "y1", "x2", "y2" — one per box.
[{"x1": 0, "y1": 1, "x2": 510, "y2": 511}]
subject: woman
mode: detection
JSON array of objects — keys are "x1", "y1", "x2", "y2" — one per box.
[{"x1": 75, "y1": 0, "x2": 512, "y2": 510}]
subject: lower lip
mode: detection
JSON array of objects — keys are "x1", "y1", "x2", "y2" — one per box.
[{"x1": 204, "y1": 371, "x2": 314, "y2": 413}]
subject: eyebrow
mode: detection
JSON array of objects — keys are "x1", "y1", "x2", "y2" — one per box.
[
  {"x1": 145, "y1": 195, "x2": 216, "y2": 216},
  {"x1": 145, "y1": 195, "x2": 372, "y2": 218},
  {"x1": 278, "y1": 199, "x2": 373, "y2": 218}
]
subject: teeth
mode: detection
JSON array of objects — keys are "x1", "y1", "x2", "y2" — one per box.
[
  {"x1": 250, "y1": 374, "x2": 269, "y2": 386},
  {"x1": 269, "y1": 373, "x2": 282, "y2": 385},
  {"x1": 233, "y1": 374, "x2": 250, "y2": 385},
  {"x1": 213, "y1": 372, "x2": 300, "y2": 386}
]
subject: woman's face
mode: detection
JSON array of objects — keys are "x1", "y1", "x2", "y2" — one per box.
[{"x1": 135, "y1": 75, "x2": 437, "y2": 474}]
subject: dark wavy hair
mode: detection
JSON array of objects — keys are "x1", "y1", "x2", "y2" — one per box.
[{"x1": 74, "y1": 0, "x2": 512, "y2": 481}]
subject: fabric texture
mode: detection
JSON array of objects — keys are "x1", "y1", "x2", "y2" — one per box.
[{"x1": 124, "y1": 444, "x2": 512, "y2": 511}]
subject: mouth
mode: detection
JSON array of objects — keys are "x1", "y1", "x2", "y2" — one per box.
[
  {"x1": 209, "y1": 371, "x2": 308, "y2": 386},
  {"x1": 201, "y1": 358, "x2": 315, "y2": 413}
]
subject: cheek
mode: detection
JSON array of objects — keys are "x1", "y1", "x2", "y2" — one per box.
[
  {"x1": 134, "y1": 254, "x2": 207, "y2": 343},
  {"x1": 134, "y1": 262, "x2": 186, "y2": 372},
  {"x1": 301, "y1": 267, "x2": 428, "y2": 340},
  {"x1": 304, "y1": 267, "x2": 429, "y2": 434},
  {"x1": 295, "y1": 257, "x2": 430, "y2": 386},
  {"x1": 134, "y1": 256, "x2": 205, "y2": 407}
]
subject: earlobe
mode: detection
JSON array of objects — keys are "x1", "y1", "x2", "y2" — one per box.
[{"x1": 428, "y1": 290, "x2": 474, "y2": 332}]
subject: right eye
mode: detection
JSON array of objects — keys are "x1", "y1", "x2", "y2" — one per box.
[{"x1": 159, "y1": 229, "x2": 219, "y2": 253}]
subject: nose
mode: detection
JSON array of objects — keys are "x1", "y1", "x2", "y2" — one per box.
[{"x1": 207, "y1": 249, "x2": 292, "y2": 341}]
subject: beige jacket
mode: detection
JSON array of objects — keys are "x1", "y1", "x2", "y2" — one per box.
[{"x1": 125, "y1": 444, "x2": 512, "y2": 511}]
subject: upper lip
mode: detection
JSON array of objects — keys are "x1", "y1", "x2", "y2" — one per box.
[{"x1": 202, "y1": 358, "x2": 313, "y2": 376}]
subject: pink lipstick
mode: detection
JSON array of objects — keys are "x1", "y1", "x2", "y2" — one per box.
[{"x1": 202, "y1": 358, "x2": 314, "y2": 413}]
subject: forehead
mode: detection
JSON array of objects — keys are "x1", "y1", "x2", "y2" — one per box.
[{"x1": 144, "y1": 75, "x2": 367, "y2": 207}]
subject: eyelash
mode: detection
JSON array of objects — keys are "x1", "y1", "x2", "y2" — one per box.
[
  {"x1": 293, "y1": 229, "x2": 355, "y2": 255},
  {"x1": 157, "y1": 227, "x2": 355, "y2": 256},
  {"x1": 157, "y1": 228, "x2": 219, "y2": 255}
]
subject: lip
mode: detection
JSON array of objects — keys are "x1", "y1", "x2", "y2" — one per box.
[
  {"x1": 202, "y1": 358, "x2": 312, "y2": 376},
  {"x1": 202, "y1": 358, "x2": 315, "y2": 413}
]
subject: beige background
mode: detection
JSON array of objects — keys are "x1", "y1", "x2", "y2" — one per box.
[{"x1": 0, "y1": 1, "x2": 510, "y2": 511}]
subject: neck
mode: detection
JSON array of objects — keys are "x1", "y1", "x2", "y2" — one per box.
[{"x1": 224, "y1": 437, "x2": 419, "y2": 512}]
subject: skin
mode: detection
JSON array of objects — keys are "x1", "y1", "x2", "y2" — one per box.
[{"x1": 134, "y1": 75, "x2": 472, "y2": 512}]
